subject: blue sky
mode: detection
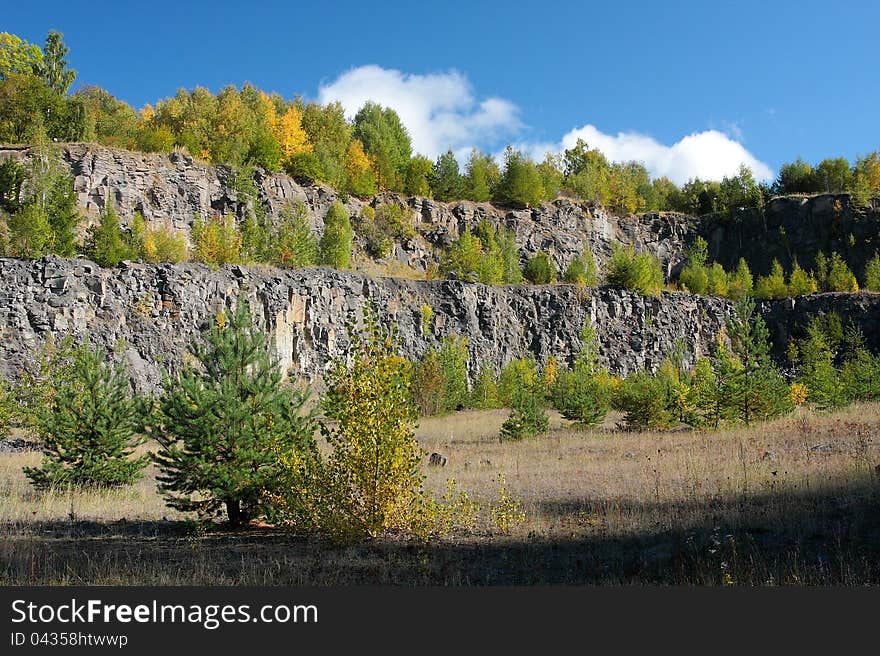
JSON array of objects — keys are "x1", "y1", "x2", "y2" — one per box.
[{"x1": 6, "y1": 0, "x2": 879, "y2": 182}]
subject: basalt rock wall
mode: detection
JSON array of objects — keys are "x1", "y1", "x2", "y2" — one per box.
[{"x1": 0, "y1": 257, "x2": 733, "y2": 392}]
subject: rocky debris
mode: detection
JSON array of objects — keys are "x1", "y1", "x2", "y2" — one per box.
[{"x1": 428, "y1": 453, "x2": 448, "y2": 467}]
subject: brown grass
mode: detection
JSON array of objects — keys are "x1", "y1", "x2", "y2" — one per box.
[{"x1": 2, "y1": 405, "x2": 879, "y2": 585}]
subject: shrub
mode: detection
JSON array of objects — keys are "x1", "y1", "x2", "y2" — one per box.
[
  {"x1": 88, "y1": 201, "x2": 134, "y2": 267},
  {"x1": 523, "y1": 251, "x2": 557, "y2": 284},
  {"x1": 563, "y1": 251, "x2": 598, "y2": 286},
  {"x1": 0, "y1": 376, "x2": 16, "y2": 438},
  {"x1": 153, "y1": 301, "x2": 318, "y2": 526},
  {"x1": 359, "y1": 203, "x2": 415, "y2": 258},
  {"x1": 284, "y1": 151, "x2": 324, "y2": 184},
  {"x1": 787, "y1": 261, "x2": 817, "y2": 296},
  {"x1": 23, "y1": 345, "x2": 149, "y2": 490},
  {"x1": 192, "y1": 214, "x2": 242, "y2": 265},
  {"x1": 724, "y1": 297, "x2": 793, "y2": 425},
  {"x1": 411, "y1": 336, "x2": 469, "y2": 416},
  {"x1": 358, "y1": 206, "x2": 392, "y2": 258},
  {"x1": 865, "y1": 254, "x2": 880, "y2": 292},
  {"x1": 318, "y1": 201, "x2": 352, "y2": 269},
  {"x1": 377, "y1": 203, "x2": 416, "y2": 241},
  {"x1": 469, "y1": 366, "x2": 502, "y2": 409},
  {"x1": 419, "y1": 303, "x2": 433, "y2": 337},
  {"x1": 726, "y1": 258, "x2": 754, "y2": 301},
  {"x1": 272, "y1": 203, "x2": 317, "y2": 267},
  {"x1": 678, "y1": 237, "x2": 709, "y2": 295},
  {"x1": 605, "y1": 244, "x2": 663, "y2": 295},
  {"x1": 498, "y1": 358, "x2": 541, "y2": 407},
  {"x1": 613, "y1": 370, "x2": 677, "y2": 431},
  {"x1": 499, "y1": 383, "x2": 549, "y2": 441},
  {"x1": 754, "y1": 260, "x2": 788, "y2": 299}
]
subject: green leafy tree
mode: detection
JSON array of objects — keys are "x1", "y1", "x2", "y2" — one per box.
[
  {"x1": 23, "y1": 345, "x2": 148, "y2": 490},
  {"x1": 754, "y1": 260, "x2": 788, "y2": 299},
  {"x1": 411, "y1": 336, "x2": 469, "y2": 416},
  {"x1": 787, "y1": 261, "x2": 817, "y2": 296},
  {"x1": 706, "y1": 262, "x2": 729, "y2": 297},
  {"x1": 470, "y1": 365, "x2": 502, "y2": 409},
  {"x1": 76, "y1": 85, "x2": 138, "y2": 148},
  {"x1": 272, "y1": 203, "x2": 318, "y2": 267},
  {"x1": 404, "y1": 155, "x2": 434, "y2": 197},
  {"x1": 154, "y1": 301, "x2": 318, "y2": 526},
  {"x1": 6, "y1": 203, "x2": 52, "y2": 257},
  {"x1": 499, "y1": 381, "x2": 549, "y2": 441},
  {"x1": 284, "y1": 151, "x2": 324, "y2": 184},
  {"x1": 772, "y1": 158, "x2": 820, "y2": 195},
  {"x1": 678, "y1": 237, "x2": 709, "y2": 294},
  {"x1": 826, "y1": 252, "x2": 858, "y2": 292},
  {"x1": 192, "y1": 214, "x2": 242, "y2": 265},
  {"x1": 441, "y1": 228, "x2": 509, "y2": 284},
  {"x1": 318, "y1": 201, "x2": 352, "y2": 268},
  {"x1": 0, "y1": 157, "x2": 25, "y2": 214},
  {"x1": 613, "y1": 370, "x2": 677, "y2": 431},
  {"x1": 88, "y1": 201, "x2": 134, "y2": 267},
  {"x1": 794, "y1": 321, "x2": 847, "y2": 410},
  {"x1": 0, "y1": 32, "x2": 44, "y2": 79},
  {"x1": 462, "y1": 150, "x2": 500, "y2": 202},
  {"x1": 494, "y1": 146, "x2": 545, "y2": 208},
  {"x1": 352, "y1": 102, "x2": 412, "y2": 190},
  {"x1": 537, "y1": 153, "x2": 563, "y2": 200},
  {"x1": 815, "y1": 157, "x2": 853, "y2": 193}
]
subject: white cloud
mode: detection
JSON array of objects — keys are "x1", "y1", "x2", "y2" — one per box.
[
  {"x1": 549, "y1": 125, "x2": 773, "y2": 185},
  {"x1": 317, "y1": 65, "x2": 522, "y2": 158},
  {"x1": 316, "y1": 65, "x2": 773, "y2": 183}
]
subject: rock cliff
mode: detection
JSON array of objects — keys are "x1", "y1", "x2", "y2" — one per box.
[{"x1": 0, "y1": 257, "x2": 733, "y2": 391}]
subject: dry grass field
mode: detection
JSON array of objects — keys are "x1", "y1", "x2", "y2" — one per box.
[{"x1": 2, "y1": 404, "x2": 879, "y2": 585}]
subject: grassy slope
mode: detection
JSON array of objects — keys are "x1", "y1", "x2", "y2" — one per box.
[{"x1": 1, "y1": 405, "x2": 879, "y2": 585}]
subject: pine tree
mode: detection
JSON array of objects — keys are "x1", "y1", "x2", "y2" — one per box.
[
  {"x1": 725, "y1": 298, "x2": 793, "y2": 425},
  {"x1": 23, "y1": 345, "x2": 148, "y2": 490},
  {"x1": 153, "y1": 301, "x2": 318, "y2": 526},
  {"x1": 318, "y1": 201, "x2": 352, "y2": 269},
  {"x1": 88, "y1": 200, "x2": 133, "y2": 267},
  {"x1": 499, "y1": 383, "x2": 549, "y2": 441}
]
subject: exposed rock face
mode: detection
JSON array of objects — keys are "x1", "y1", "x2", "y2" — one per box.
[
  {"x1": 4, "y1": 144, "x2": 876, "y2": 284},
  {"x1": 699, "y1": 194, "x2": 880, "y2": 278},
  {"x1": 0, "y1": 144, "x2": 699, "y2": 277},
  {"x1": 0, "y1": 257, "x2": 733, "y2": 392}
]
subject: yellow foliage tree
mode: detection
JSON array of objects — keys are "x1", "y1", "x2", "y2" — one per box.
[{"x1": 275, "y1": 107, "x2": 311, "y2": 159}]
